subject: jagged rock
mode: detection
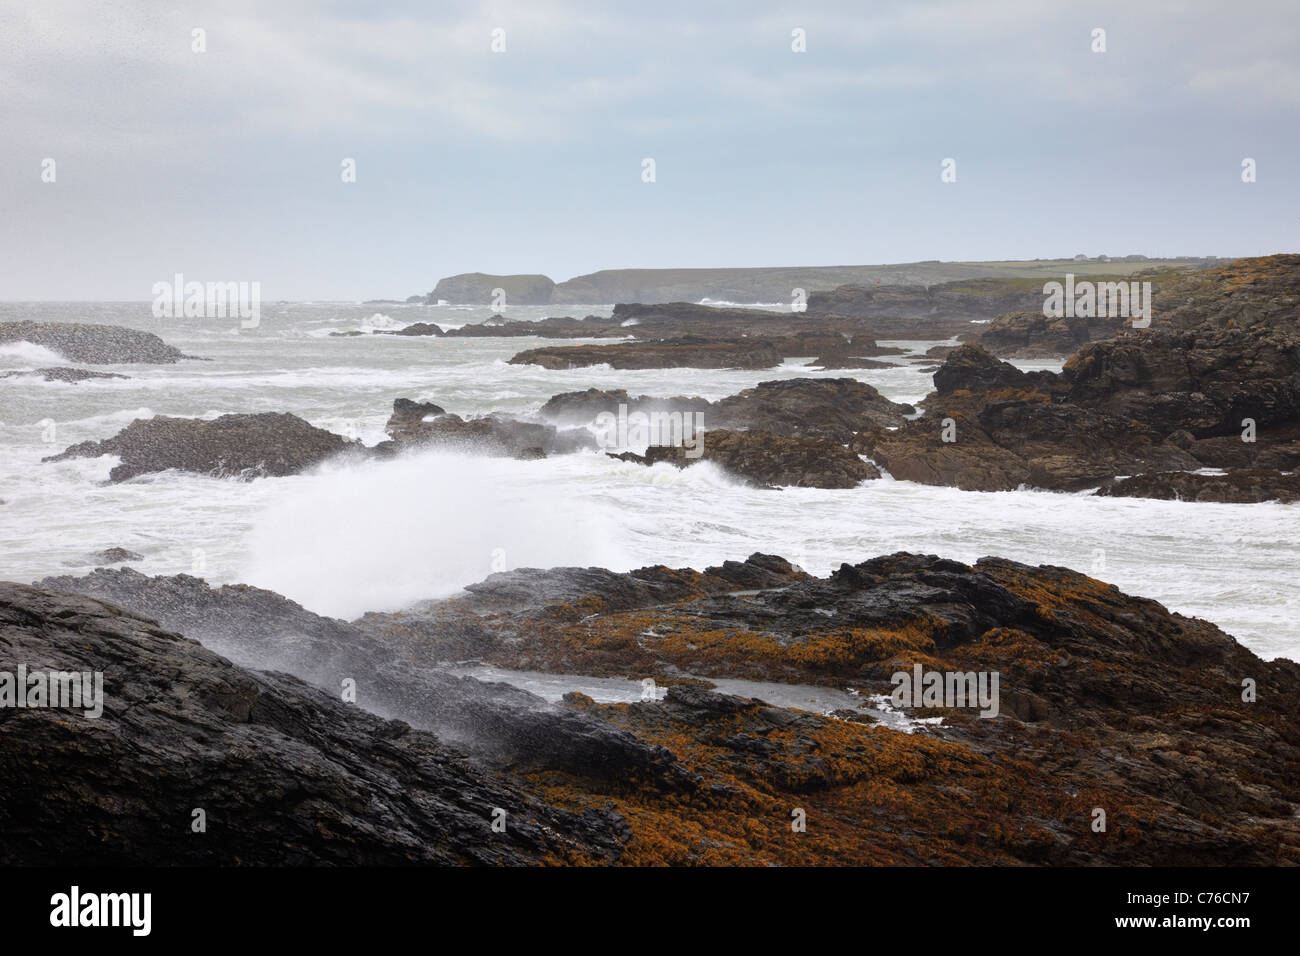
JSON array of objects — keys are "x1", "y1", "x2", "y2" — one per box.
[
  {"x1": 539, "y1": 378, "x2": 912, "y2": 443},
  {"x1": 979, "y1": 310, "x2": 1128, "y2": 358},
  {"x1": 0, "y1": 321, "x2": 190, "y2": 364},
  {"x1": 44, "y1": 413, "x2": 358, "y2": 481},
  {"x1": 0, "y1": 581, "x2": 632, "y2": 865},
  {"x1": 21, "y1": 552, "x2": 1300, "y2": 866},
  {"x1": 1096, "y1": 468, "x2": 1300, "y2": 503},
  {"x1": 610, "y1": 428, "x2": 879, "y2": 489},
  {"x1": 381, "y1": 400, "x2": 594, "y2": 458}
]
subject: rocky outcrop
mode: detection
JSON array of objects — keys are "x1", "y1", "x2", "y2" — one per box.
[
  {"x1": 0, "y1": 367, "x2": 130, "y2": 383},
  {"x1": 18, "y1": 550, "x2": 1300, "y2": 866},
  {"x1": 0, "y1": 321, "x2": 189, "y2": 364},
  {"x1": 380, "y1": 399, "x2": 594, "y2": 458},
  {"x1": 0, "y1": 581, "x2": 632, "y2": 865},
  {"x1": 610, "y1": 428, "x2": 879, "y2": 489},
  {"x1": 539, "y1": 378, "x2": 912, "y2": 444},
  {"x1": 856, "y1": 346, "x2": 1199, "y2": 491},
  {"x1": 356, "y1": 552, "x2": 1300, "y2": 865},
  {"x1": 709, "y1": 378, "x2": 912, "y2": 441},
  {"x1": 854, "y1": 259, "x2": 1300, "y2": 494},
  {"x1": 509, "y1": 337, "x2": 783, "y2": 370},
  {"x1": 1097, "y1": 469, "x2": 1300, "y2": 503},
  {"x1": 44, "y1": 413, "x2": 357, "y2": 481},
  {"x1": 978, "y1": 310, "x2": 1129, "y2": 358}
]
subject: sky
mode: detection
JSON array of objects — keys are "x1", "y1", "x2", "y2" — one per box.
[{"x1": 1, "y1": 0, "x2": 1297, "y2": 299}]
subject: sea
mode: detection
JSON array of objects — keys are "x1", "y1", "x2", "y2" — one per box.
[{"x1": 1, "y1": 301, "x2": 1296, "y2": 662}]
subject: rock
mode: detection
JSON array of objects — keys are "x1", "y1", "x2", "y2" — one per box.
[
  {"x1": 0, "y1": 581, "x2": 632, "y2": 865},
  {"x1": 610, "y1": 428, "x2": 879, "y2": 489},
  {"x1": 805, "y1": 355, "x2": 900, "y2": 369},
  {"x1": 979, "y1": 310, "x2": 1128, "y2": 358},
  {"x1": 358, "y1": 551, "x2": 1300, "y2": 865},
  {"x1": 24, "y1": 551, "x2": 1300, "y2": 866},
  {"x1": 0, "y1": 321, "x2": 190, "y2": 364},
  {"x1": 539, "y1": 378, "x2": 912, "y2": 444},
  {"x1": 31, "y1": 568, "x2": 686, "y2": 787},
  {"x1": 0, "y1": 367, "x2": 130, "y2": 383},
  {"x1": 384, "y1": 398, "x2": 447, "y2": 443},
  {"x1": 386, "y1": 322, "x2": 444, "y2": 336},
  {"x1": 88, "y1": 547, "x2": 143, "y2": 564},
  {"x1": 709, "y1": 378, "x2": 913, "y2": 442},
  {"x1": 853, "y1": 254, "x2": 1300, "y2": 495},
  {"x1": 44, "y1": 412, "x2": 358, "y2": 481},
  {"x1": 432, "y1": 273, "x2": 556, "y2": 305},
  {"x1": 1096, "y1": 468, "x2": 1300, "y2": 503},
  {"x1": 381, "y1": 400, "x2": 595, "y2": 458},
  {"x1": 508, "y1": 337, "x2": 783, "y2": 370}
]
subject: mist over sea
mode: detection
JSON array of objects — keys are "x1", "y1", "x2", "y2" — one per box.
[{"x1": 1, "y1": 301, "x2": 1295, "y2": 661}]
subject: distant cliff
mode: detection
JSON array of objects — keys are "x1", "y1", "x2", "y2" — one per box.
[{"x1": 425, "y1": 259, "x2": 1222, "y2": 305}]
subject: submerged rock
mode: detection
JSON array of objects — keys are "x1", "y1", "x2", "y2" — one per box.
[{"x1": 0, "y1": 367, "x2": 130, "y2": 383}]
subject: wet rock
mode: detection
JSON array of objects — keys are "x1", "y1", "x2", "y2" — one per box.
[
  {"x1": 88, "y1": 547, "x2": 143, "y2": 564},
  {"x1": 0, "y1": 367, "x2": 130, "y2": 383},
  {"x1": 1096, "y1": 468, "x2": 1300, "y2": 503},
  {"x1": 382, "y1": 399, "x2": 595, "y2": 458},
  {"x1": 0, "y1": 321, "x2": 190, "y2": 364},
  {"x1": 509, "y1": 337, "x2": 783, "y2": 370},
  {"x1": 44, "y1": 413, "x2": 358, "y2": 481},
  {"x1": 0, "y1": 582, "x2": 631, "y2": 865},
  {"x1": 539, "y1": 378, "x2": 912, "y2": 444},
  {"x1": 610, "y1": 428, "x2": 879, "y2": 489}
]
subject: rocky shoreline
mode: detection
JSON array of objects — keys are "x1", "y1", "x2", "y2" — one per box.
[{"x1": 5, "y1": 551, "x2": 1297, "y2": 865}]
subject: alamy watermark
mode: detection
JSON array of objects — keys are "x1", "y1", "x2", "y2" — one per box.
[
  {"x1": 595, "y1": 403, "x2": 705, "y2": 458},
  {"x1": 152, "y1": 273, "x2": 260, "y2": 328},
  {"x1": 1, "y1": 665, "x2": 103, "y2": 718},
  {"x1": 1043, "y1": 274, "x2": 1150, "y2": 328},
  {"x1": 890, "y1": 664, "x2": 999, "y2": 718}
]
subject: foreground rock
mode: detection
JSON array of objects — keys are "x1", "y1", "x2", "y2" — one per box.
[
  {"x1": 0, "y1": 321, "x2": 189, "y2": 364},
  {"x1": 0, "y1": 582, "x2": 629, "y2": 864},
  {"x1": 509, "y1": 337, "x2": 783, "y2": 370},
  {"x1": 24, "y1": 553, "x2": 1300, "y2": 865},
  {"x1": 611, "y1": 429, "x2": 879, "y2": 489},
  {"x1": 353, "y1": 552, "x2": 1300, "y2": 865},
  {"x1": 45, "y1": 412, "x2": 357, "y2": 481}
]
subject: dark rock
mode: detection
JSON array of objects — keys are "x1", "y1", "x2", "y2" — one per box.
[
  {"x1": 0, "y1": 367, "x2": 130, "y2": 383},
  {"x1": 382, "y1": 400, "x2": 595, "y2": 458},
  {"x1": 88, "y1": 547, "x2": 144, "y2": 564},
  {"x1": 509, "y1": 337, "x2": 783, "y2": 371},
  {"x1": 610, "y1": 428, "x2": 879, "y2": 489},
  {"x1": 1096, "y1": 468, "x2": 1300, "y2": 503},
  {"x1": 44, "y1": 413, "x2": 358, "y2": 481},
  {"x1": 0, "y1": 321, "x2": 190, "y2": 364},
  {"x1": 0, "y1": 581, "x2": 631, "y2": 865}
]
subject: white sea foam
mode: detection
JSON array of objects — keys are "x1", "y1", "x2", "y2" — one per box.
[
  {"x1": 1, "y1": 301, "x2": 1296, "y2": 662},
  {"x1": 0, "y1": 342, "x2": 71, "y2": 367}
]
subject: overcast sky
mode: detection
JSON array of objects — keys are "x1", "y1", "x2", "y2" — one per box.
[{"x1": 2, "y1": 0, "x2": 1297, "y2": 299}]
